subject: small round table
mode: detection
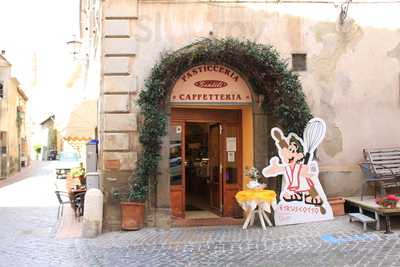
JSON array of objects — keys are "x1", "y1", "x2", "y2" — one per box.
[{"x1": 235, "y1": 189, "x2": 276, "y2": 230}]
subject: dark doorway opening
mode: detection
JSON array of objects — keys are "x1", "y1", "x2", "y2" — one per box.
[
  {"x1": 185, "y1": 122, "x2": 221, "y2": 216},
  {"x1": 170, "y1": 108, "x2": 242, "y2": 220}
]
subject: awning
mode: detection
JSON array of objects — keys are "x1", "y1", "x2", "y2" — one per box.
[{"x1": 61, "y1": 100, "x2": 97, "y2": 149}]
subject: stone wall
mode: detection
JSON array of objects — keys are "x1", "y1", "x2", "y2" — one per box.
[{"x1": 100, "y1": 0, "x2": 140, "y2": 230}]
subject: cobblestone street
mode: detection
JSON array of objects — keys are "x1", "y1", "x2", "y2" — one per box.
[
  {"x1": 81, "y1": 217, "x2": 400, "y2": 267},
  {"x1": 1, "y1": 162, "x2": 400, "y2": 266}
]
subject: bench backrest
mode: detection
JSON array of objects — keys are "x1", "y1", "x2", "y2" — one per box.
[{"x1": 364, "y1": 148, "x2": 400, "y2": 177}]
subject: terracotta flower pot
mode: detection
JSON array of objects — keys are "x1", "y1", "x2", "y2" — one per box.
[
  {"x1": 79, "y1": 175, "x2": 86, "y2": 185},
  {"x1": 120, "y1": 202, "x2": 145, "y2": 230},
  {"x1": 328, "y1": 197, "x2": 345, "y2": 217}
]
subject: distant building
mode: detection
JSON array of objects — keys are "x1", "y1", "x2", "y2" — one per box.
[
  {"x1": 39, "y1": 115, "x2": 59, "y2": 161},
  {"x1": 0, "y1": 53, "x2": 31, "y2": 178},
  {"x1": 15, "y1": 79, "x2": 30, "y2": 168}
]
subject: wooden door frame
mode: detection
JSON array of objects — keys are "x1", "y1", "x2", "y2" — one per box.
[
  {"x1": 170, "y1": 108, "x2": 243, "y2": 218},
  {"x1": 221, "y1": 121, "x2": 242, "y2": 217},
  {"x1": 207, "y1": 123, "x2": 223, "y2": 215},
  {"x1": 170, "y1": 121, "x2": 186, "y2": 218}
]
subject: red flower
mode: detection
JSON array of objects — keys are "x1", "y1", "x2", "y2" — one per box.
[{"x1": 386, "y1": 195, "x2": 399, "y2": 201}]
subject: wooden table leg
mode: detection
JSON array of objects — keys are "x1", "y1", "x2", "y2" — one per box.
[
  {"x1": 243, "y1": 208, "x2": 254, "y2": 229},
  {"x1": 384, "y1": 215, "x2": 393, "y2": 234},
  {"x1": 258, "y1": 206, "x2": 267, "y2": 230},
  {"x1": 250, "y1": 210, "x2": 256, "y2": 226},
  {"x1": 261, "y1": 210, "x2": 273, "y2": 227},
  {"x1": 374, "y1": 211, "x2": 380, "y2": 231}
]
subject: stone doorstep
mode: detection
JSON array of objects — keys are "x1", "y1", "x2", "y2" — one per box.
[{"x1": 172, "y1": 217, "x2": 244, "y2": 227}]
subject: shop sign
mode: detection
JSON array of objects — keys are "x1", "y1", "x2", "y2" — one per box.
[{"x1": 170, "y1": 64, "x2": 252, "y2": 104}]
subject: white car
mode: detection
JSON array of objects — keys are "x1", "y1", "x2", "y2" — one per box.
[{"x1": 55, "y1": 151, "x2": 81, "y2": 179}]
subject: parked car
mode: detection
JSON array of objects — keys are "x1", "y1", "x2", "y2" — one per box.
[{"x1": 55, "y1": 151, "x2": 81, "y2": 179}]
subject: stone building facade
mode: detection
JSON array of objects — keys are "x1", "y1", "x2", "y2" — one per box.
[
  {"x1": 0, "y1": 54, "x2": 30, "y2": 178},
  {"x1": 80, "y1": 0, "x2": 400, "y2": 230}
]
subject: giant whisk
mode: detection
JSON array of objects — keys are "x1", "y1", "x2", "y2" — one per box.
[{"x1": 303, "y1": 118, "x2": 326, "y2": 164}]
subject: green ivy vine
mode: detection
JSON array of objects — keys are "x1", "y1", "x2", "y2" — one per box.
[{"x1": 133, "y1": 38, "x2": 312, "y2": 202}]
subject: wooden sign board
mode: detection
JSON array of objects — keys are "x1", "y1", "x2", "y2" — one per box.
[{"x1": 262, "y1": 118, "x2": 334, "y2": 225}]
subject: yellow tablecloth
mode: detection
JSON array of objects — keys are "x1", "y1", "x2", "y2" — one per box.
[
  {"x1": 235, "y1": 189, "x2": 276, "y2": 213},
  {"x1": 235, "y1": 189, "x2": 276, "y2": 203}
]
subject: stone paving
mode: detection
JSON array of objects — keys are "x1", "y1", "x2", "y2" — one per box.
[
  {"x1": 79, "y1": 217, "x2": 400, "y2": 267},
  {"x1": 1, "y1": 162, "x2": 400, "y2": 266}
]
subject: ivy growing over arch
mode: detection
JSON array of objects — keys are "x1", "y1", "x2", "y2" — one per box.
[{"x1": 134, "y1": 38, "x2": 312, "y2": 201}]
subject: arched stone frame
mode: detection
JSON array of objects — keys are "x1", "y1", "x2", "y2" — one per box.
[{"x1": 137, "y1": 38, "x2": 312, "y2": 224}]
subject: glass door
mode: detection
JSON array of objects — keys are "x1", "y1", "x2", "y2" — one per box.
[{"x1": 169, "y1": 122, "x2": 185, "y2": 218}]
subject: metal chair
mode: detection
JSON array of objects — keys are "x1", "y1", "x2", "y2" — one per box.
[
  {"x1": 359, "y1": 162, "x2": 399, "y2": 200},
  {"x1": 55, "y1": 191, "x2": 72, "y2": 219}
]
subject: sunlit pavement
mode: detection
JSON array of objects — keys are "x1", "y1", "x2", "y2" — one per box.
[
  {"x1": 0, "y1": 161, "x2": 85, "y2": 266},
  {"x1": 1, "y1": 162, "x2": 400, "y2": 266},
  {"x1": 0, "y1": 161, "x2": 59, "y2": 207}
]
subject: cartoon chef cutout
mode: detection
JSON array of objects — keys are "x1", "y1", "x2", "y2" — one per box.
[{"x1": 262, "y1": 119, "x2": 333, "y2": 225}]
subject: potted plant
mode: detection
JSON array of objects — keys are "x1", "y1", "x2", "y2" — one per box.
[
  {"x1": 376, "y1": 194, "x2": 400, "y2": 209},
  {"x1": 112, "y1": 178, "x2": 146, "y2": 230},
  {"x1": 33, "y1": 144, "x2": 42, "y2": 160},
  {"x1": 244, "y1": 166, "x2": 266, "y2": 190},
  {"x1": 70, "y1": 163, "x2": 86, "y2": 185},
  {"x1": 328, "y1": 197, "x2": 345, "y2": 216}
]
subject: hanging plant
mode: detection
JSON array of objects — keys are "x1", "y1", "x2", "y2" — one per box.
[{"x1": 133, "y1": 38, "x2": 312, "y2": 201}]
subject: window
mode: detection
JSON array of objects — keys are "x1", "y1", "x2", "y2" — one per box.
[
  {"x1": 169, "y1": 124, "x2": 182, "y2": 185},
  {"x1": 0, "y1": 81, "x2": 3, "y2": 98},
  {"x1": 292, "y1": 53, "x2": 307, "y2": 71}
]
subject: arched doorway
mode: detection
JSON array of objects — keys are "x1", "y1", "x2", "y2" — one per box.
[
  {"x1": 137, "y1": 38, "x2": 312, "y2": 226},
  {"x1": 168, "y1": 64, "x2": 253, "y2": 219}
]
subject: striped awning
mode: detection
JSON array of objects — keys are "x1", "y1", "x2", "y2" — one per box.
[
  {"x1": 63, "y1": 136, "x2": 92, "y2": 142},
  {"x1": 62, "y1": 100, "x2": 97, "y2": 144}
]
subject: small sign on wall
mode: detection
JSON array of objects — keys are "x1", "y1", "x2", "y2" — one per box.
[
  {"x1": 226, "y1": 137, "x2": 236, "y2": 152},
  {"x1": 227, "y1": 151, "x2": 235, "y2": 162},
  {"x1": 104, "y1": 159, "x2": 121, "y2": 170}
]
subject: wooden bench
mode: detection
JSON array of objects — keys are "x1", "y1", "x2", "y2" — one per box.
[
  {"x1": 360, "y1": 148, "x2": 400, "y2": 199},
  {"x1": 364, "y1": 147, "x2": 400, "y2": 177},
  {"x1": 349, "y1": 212, "x2": 376, "y2": 232}
]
